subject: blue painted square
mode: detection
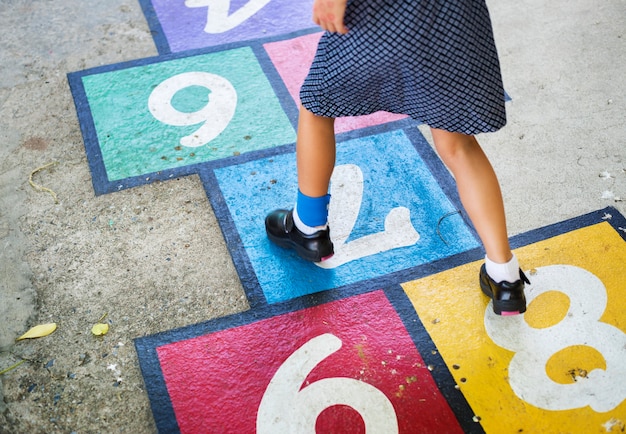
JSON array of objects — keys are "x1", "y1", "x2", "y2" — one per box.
[
  {"x1": 79, "y1": 47, "x2": 295, "y2": 183},
  {"x1": 213, "y1": 128, "x2": 480, "y2": 304}
]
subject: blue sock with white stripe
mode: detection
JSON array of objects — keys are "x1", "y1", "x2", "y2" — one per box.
[{"x1": 293, "y1": 190, "x2": 330, "y2": 234}]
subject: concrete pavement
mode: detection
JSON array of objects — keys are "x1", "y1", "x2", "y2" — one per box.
[{"x1": 1, "y1": 0, "x2": 625, "y2": 432}]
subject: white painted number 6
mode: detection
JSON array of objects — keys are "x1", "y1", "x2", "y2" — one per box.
[
  {"x1": 256, "y1": 333, "x2": 399, "y2": 433},
  {"x1": 148, "y1": 71, "x2": 237, "y2": 148}
]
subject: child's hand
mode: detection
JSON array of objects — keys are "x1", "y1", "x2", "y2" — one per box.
[{"x1": 312, "y1": 0, "x2": 349, "y2": 34}]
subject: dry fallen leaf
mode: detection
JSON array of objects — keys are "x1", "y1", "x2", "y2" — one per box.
[
  {"x1": 91, "y1": 323, "x2": 109, "y2": 336},
  {"x1": 29, "y1": 162, "x2": 60, "y2": 203},
  {"x1": 0, "y1": 360, "x2": 26, "y2": 376},
  {"x1": 16, "y1": 323, "x2": 57, "y2": 341}
]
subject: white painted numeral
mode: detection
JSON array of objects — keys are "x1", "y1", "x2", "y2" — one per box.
[
  {"x1": 148, "y1": 71, "x2": 237, "y2": 148},
  {"x1": 185, "y1": 0, "x2": 271, "y2": 34},
  {"x1": 256, "y1": 333, "x2": 399, "y2": 433},
  {"x1": 316, "y1": 164, "x2": 420, "y2": 269},
  {"x1": 485, "y1": 265, "x2": 626, "y2": 412}
]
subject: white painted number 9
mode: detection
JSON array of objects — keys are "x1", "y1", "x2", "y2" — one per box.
[
  {"x1": 148, "y1": 71, "x2": 237, "y2": 148},
  {"x1": 256, "y1": 333, "x2": 399, "y2": 433}
]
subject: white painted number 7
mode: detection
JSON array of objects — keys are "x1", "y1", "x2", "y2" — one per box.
[
  {"x1": 256, "y1": 333, "x2": 399, "y2": 433},
  {"x1": 317, "y1": 164, "x2": 420, "y2": 269}
]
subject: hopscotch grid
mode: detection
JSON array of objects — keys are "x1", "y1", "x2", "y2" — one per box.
[
  {"x1": 95, "y1": 3, "x2": 626, "y2": 431},
  {"x1": 70, "y1": 2, "x2": 626, "y2": 431},
  {"x1": 134, "y1": 205, "x2": 626, "y2": 433},
  {"x1": 135, "y1": 289, "x2": 477, "y2": 432}
]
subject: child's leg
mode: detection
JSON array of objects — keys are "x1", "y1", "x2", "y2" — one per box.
[
  {"x1": 292, "y1": 106, "x2": 336, "y2": 231},
  {"x1": 430, "y1": 128, "x2": 528, "y2": 315},
  {"x1": 264, "y1": 106, "x2": 336, "y2": 262},
  {"x1": 430, "y1": 128, "x2": 511, "y2": 263},
  {"x1": 296, "y1": 106, "x2": 336, "y2": 198}
]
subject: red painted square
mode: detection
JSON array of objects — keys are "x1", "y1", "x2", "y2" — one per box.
[
  {"x1": 263, "y1": 33, "x2": 408, "y2": 134},
  {"x1": 157, "y1": 290, "x2": 463, "y2": 433}
]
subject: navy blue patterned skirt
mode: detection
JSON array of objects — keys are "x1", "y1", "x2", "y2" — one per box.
[{"x1": 300, "y1": 0, "x2": 507, "y2": 134}]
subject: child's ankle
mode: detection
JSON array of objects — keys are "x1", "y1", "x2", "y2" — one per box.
[
  {"x1": 293, "y1": 206, "x2": 327, "y2": 235},
  {"x1": 293, "y1": 190, "x2": 330, "y2": 234},
  {"x1": 485, "y1": 253, "x2": 520, "y2": 283}
]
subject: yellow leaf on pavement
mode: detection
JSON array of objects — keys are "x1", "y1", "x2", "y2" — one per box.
[
  {"x1": 91, "y1": 323, "x2": 109, "y2": 336},
  {"x1": 16, "y1": 323, "x2": 57, "y2": 341}
]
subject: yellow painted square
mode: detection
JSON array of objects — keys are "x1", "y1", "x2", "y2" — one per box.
[{"x1": 401, "y1": 222, "x2": 626, "y2": 433}]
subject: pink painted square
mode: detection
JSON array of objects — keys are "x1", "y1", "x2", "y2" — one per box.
[
  {"x1": 156, "y1": 290, "x2": 462, "y2": 433},
  {"x1": 264, "y1": 33, "x2": 408, "y2": 134}
]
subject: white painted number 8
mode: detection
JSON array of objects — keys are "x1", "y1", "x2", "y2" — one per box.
[
  {"x1": 485, "y1": 265, "x2": 626, "y2": 412},
  {"x1": 256, "y1": 333, "x2": 399, "y2": 433},
  {"x1": 148, "y1": 71, "x2": 237, "y2": 148}
]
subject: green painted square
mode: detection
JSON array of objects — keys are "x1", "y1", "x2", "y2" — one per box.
[{"x1": 81, "y1": 48, "x2": 296, "y2": 181}]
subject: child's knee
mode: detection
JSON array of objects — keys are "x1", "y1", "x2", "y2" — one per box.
[{"x1": 432, "y1": 131, "x2": 479, "y2": 163}]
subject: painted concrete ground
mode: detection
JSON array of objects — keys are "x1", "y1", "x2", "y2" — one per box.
[{"x1": 67, "y1": 1, "x2": 626, "y2": 433}]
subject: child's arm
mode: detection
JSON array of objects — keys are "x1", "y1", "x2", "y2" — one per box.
[{"x1": 312, "y1": 0, "x2": 349, "y2": 34}]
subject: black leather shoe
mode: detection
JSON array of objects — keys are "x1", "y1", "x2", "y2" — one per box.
[
  {"x1": 479, "y1": 264, "x2": 530, "y2": 315},
  {"x1": 265, "y1": 209, "x2": 334, "y2": 262}
]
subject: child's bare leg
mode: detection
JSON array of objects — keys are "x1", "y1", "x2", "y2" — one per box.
[
  {"x1": 296, "y1": 106, "x2": 336, "y2": 197},
  {"x1": 430, "y1": 128, "x2": 512, "y2": 263},
  {"x1": 264, "y1": 106, "x2": 336, "y2": 262},
  {"x1": 431, "y1": 128, "x2": 528, "y2": 315}
]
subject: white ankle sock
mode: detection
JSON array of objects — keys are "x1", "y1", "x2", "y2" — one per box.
[
  {"x1": 485, "y1": 253, "x2": 520, "y2": 283},
  {"x1": 293, "y1": 206, "x2": 327, "y2": 235}
]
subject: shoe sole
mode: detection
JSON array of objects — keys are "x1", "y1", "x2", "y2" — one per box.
[
  {"x1": 267, "y1": 232, "x2": 334, "y2": 263},
  {"x1": 480, "y1": 280, "x2": 526, "y2": 316}
]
